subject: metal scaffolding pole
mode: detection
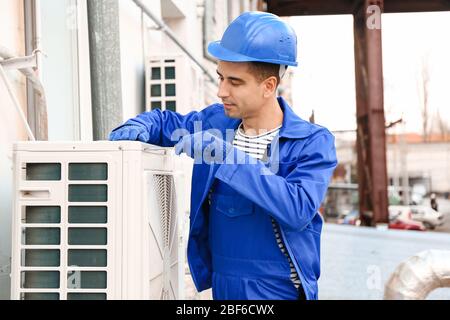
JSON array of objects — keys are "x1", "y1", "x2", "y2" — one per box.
[{"x1": 353, "y1": 0, "x2": 389, "y2": 226}]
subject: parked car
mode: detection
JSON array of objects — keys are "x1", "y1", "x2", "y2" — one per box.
[
  {"x1": 389, "y1": 218, "x2": 426, "y2": 231},
  {"x1": 388, "y1": 205, "x2": 426, "y2": 231},
  {"x1": 337, "y1": 210, "x2": 361, "y2": 226},
  {"x1": 409, "y1": 205, "x2": 445, "y2": 229}
]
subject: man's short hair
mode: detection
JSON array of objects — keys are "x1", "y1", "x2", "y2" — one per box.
[{"x1": 246, "y1": 62, "x2": 281, "y2": 87}]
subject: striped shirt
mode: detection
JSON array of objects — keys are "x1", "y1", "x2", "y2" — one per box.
[{"x1": 233, "y1": 122, "x2": 302, "y2": 291}]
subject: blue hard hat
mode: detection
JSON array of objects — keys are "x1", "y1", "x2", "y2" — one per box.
[{"x1": 208, "y1": 11, "x2": 298, "y2": 67}]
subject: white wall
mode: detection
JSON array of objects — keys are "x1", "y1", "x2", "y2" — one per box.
[
  {"x1": 0, "y1": 0, "x2": 27, "y2": 300},
  {"x1": 336, "y1": 140, "x2": 450, "y2": 193},
  {"x1": 387, "y1": 142, "x2": 450, "y2": 192},
  {"x1": 119, "y1": 0, "x2": 160, "y2": 121}
]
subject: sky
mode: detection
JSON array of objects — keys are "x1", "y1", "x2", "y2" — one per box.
[{"x1": 289, "y1": 12, "x2": 450, "y2": 134}]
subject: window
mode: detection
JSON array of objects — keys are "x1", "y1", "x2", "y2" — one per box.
[
  {"x1": 39, "y1": 0, "x2": 92, "y2": 141},
  {"x1": 147, "y1": 57, "x2": 178, "y2": 112}
]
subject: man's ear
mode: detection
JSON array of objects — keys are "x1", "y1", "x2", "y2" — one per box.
[{"x1": 263, "y1": 76, "x2": 278, "y2": 98}]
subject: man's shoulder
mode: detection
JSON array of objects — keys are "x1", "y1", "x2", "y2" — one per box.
[
  {"x1": 287, "y1": 118, "x2": 335, "y2": 143},
  {"x1": 307, "y1": 122, "x2": 335, "y2": 140},
  {"x1": 283, "y1": 122, "x2": 335, "y2": 158}
]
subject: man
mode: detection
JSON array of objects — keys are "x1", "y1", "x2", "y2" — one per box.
[
  {"x1": 430, "y1": 193, "x2": 438, "y2": 212},
  {"x1": 109, "y1": 11, "x2": 337, "y2": 300}
]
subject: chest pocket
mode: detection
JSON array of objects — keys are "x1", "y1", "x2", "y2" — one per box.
[{"x1": 212, "y1": 193, "x2": 254, "y2": 218}]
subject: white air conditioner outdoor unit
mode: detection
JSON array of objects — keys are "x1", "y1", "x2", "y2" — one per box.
[
  {"x1": 145, "y1": 54, "x2": 205, "y2": 114},
  {"x1": 10, "y1": 141, "x2": 185, "y2": 300}
]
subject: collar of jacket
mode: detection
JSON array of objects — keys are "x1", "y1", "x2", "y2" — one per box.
[
  {"x1": 222, "y1": 96, "x2": 312, "y2": 140},
  {"x1": 277, "y1": 96, "x2": 312, "y2": 139}
]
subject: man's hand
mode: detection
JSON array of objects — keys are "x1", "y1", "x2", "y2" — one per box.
[
  {"x1": 109, "y1": 124, "x2": 150, "y2": 142},
  {"x1": 175, "y1": 131, "x2": 233, "y2": 164}
]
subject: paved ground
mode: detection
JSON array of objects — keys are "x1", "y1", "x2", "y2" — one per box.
[{"x1": 319, "y1": 223, "x2": 450, "y2": 300}]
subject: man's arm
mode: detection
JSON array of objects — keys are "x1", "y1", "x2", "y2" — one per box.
[
  {"x1": 110, "y1": 106, "x2": 220, "y2": 147},
  {"x1": 214, "y1": 131, "x2": 338, "y2": 231}
]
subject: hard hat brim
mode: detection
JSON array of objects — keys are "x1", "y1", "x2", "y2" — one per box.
[{"x1": 207, "y1": 41, "x2": 298, "y2": 67}]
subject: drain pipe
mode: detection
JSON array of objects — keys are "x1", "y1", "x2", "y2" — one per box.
[
  {"x1": 24, "y1": 0, "x2": 48, "y2": 140},
  {"x1": 132, "y1": 0, "x2": 217, "y2": 84},
  {"x1": 384, "y1": 250, "x2": 450, "y2": 299}
]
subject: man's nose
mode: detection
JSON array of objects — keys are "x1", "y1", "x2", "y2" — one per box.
[{"x1": 217, "y1": 81, "x2": 230, "y2": 99}]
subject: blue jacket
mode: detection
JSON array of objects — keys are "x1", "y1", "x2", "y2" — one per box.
[{"x1": 125, "y1": 97, "x2": 338, "y2": 299}]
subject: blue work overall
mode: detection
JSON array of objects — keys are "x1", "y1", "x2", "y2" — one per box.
[{"x1": 209, "y1": 179, "x2": 300, "y2": 300}]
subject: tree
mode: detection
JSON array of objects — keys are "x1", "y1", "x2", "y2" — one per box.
[{"x1": 417, "y1": 54, "x2": 431, "y2": 142}]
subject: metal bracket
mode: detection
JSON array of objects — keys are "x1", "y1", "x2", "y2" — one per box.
[{"x1": 0, "y1": 53, "x2": 37, "y2": 70}]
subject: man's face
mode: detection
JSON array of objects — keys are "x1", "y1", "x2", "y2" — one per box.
[{"x1": 216, "y1": 61, "x2": 266, "y2": 119}]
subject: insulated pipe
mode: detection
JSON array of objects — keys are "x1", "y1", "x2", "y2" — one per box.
[
  {"x1": 34, "y1": 0, "x2": 42, "y2": 76},
  {"x1": 384, "y1": 250, "x2": 450, "y2": 299},
  {"x1": 24, "y1": 0, "x2": 48, "y2": 140}
]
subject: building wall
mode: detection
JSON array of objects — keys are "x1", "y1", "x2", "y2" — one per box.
[
  {"x1": 163, "y1": 0, "x2": 205, "y2": 112},
  {"x1": 0, "y1": 0, "x2": 27, "y2": 300},
  {"x1": 336, "y1": 138, "x2": 450, "y2": 193},
  {"x1": 387, "y1": 142, "x2": 450, "y2": 193},
  {"x1": 119, "y1": 0, "x2": 161, "y2": 121}
]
